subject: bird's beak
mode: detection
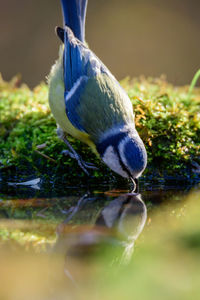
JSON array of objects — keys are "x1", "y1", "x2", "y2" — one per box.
[{"x1": 130, "y1": 177, "x2": 139, "y2": 193}]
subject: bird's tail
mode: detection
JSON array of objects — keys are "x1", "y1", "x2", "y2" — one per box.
[{"x1": 60, "y1": 0, "x2": 88, "y2": 42}]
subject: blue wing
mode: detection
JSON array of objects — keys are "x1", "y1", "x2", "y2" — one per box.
[{"x1": 63, "y1": 26, "x2": 114, "y2": 131}]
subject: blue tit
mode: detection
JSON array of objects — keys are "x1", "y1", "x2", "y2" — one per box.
[{"x1": 48, "y1": 0, "x2": 147, "y2": 182}]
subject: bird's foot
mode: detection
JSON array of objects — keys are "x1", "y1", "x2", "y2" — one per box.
[
  {"x1": 62, "y1": 150, "x2": 98, "y2": 176},
  {"x1": 57, "y1": 127, "x2": 98, "y2": 176},
  {"x1": 191, "y1": 160, "x2": 200, "y2": 174}
]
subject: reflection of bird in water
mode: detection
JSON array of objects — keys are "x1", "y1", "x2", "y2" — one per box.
[
  {"x1": 96, "y1": 193, "x2": 147, "y2": 263},
  {"x1": 53, "y1": 192, "x2": 147, "y2": 288}
]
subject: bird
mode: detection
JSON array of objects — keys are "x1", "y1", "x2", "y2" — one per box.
[{"x1": 48, "y1": 0, "x2": 147, "y2": 185}]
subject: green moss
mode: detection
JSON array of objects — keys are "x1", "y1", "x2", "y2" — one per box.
[
  {"x1": 121, "y1": 76, "x2": 200, "y2": 181},
  {"x1": 0, "y1": 74, "x2": 199, "y2": 182}
]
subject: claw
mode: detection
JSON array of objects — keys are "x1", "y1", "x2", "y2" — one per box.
[
  {"x1": 62, "y1": 149, "x2": 90, "y2": 175},
  {"x1": 58, "y1": 127, "x2": 98, "y2": 175},
  {"x1": 61, "y1": 150, "x2": 76, "y2": 159},
  {"x1": 191, "y1": 161, "x2": 200, "y2": 174},
  {"x1": 81, "y1": 161, "x2": 98, "y2": 170}
]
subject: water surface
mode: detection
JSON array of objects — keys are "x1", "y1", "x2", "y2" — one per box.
[{"x1": 0, "y1": 180, "x2": 199, "y2": 299}]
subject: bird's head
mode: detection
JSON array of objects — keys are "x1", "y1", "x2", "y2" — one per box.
[{"x1": 96, "y1": 125, "x2": 147, "y2": 181}]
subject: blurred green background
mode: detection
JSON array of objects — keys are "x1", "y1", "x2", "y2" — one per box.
[{"x1": 0, "y1": 0, "x2": 200, "y2": 88}]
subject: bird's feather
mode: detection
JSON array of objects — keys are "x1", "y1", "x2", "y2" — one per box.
[
  {"x1": 60, "y1": 0, "x2": 88, "y2": 42},
  {"x1": 48, "y1": 0, "x2": 147, "y2": 179},
  {"x1": 63, "y1": 26, "x2": 134, "y2": 141},
  {"x1": 48, "y1": 48, "x2": 97, "y2": 154},
  {"x1": 63, "y1": 26, "x2": 111, "y2": 91}
]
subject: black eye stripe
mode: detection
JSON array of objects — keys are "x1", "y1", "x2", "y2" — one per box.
[
  {"x1": 115, "y1": 147, "x2": 132, "y2": 178},
  {"x1": 97, "y1": 129, "x2": 134, "y2": 179}
]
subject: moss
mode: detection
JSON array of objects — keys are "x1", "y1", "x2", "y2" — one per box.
[
  {"x1": 122, "y1": 76, "x2": 200, "y2": 181},
  {"x1": 0, "y1": 74, "x2": 199, "y2": 182}
]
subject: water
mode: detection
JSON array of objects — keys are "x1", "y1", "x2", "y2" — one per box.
[{"x1": 0, "y1": 180, "x2": 199, "y2": 299}]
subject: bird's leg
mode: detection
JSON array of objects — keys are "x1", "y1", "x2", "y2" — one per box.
[
  {"x1": 191, "y1": 160, "x2": 200, "y2": 174},
  {"x1": 62, "y1": 193, "x2": 89, "y2": 224},
  {"x1": 57, "y1": 194, "x2": 97, "y2": 233},
  {"x1": 57, "y1": 127, "x2": 98, "y2": 175}
]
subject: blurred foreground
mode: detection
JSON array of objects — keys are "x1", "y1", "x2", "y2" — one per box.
[{"x1": 0, "y1": 184, "x2": 200, "y2": 300}]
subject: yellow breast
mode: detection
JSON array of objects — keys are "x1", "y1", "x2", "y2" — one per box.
[{"x1": 48, "y1": 48, "x2": 97, "y2": 155}]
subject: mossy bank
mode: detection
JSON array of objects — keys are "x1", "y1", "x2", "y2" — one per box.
[{"x1": 0, "y1": 74, "x2": 199, "y2": 184}]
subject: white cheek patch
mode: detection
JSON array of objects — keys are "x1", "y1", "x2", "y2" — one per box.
[{"x1": 102, "y1": 146, "x2": 128, "y2": 178}]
